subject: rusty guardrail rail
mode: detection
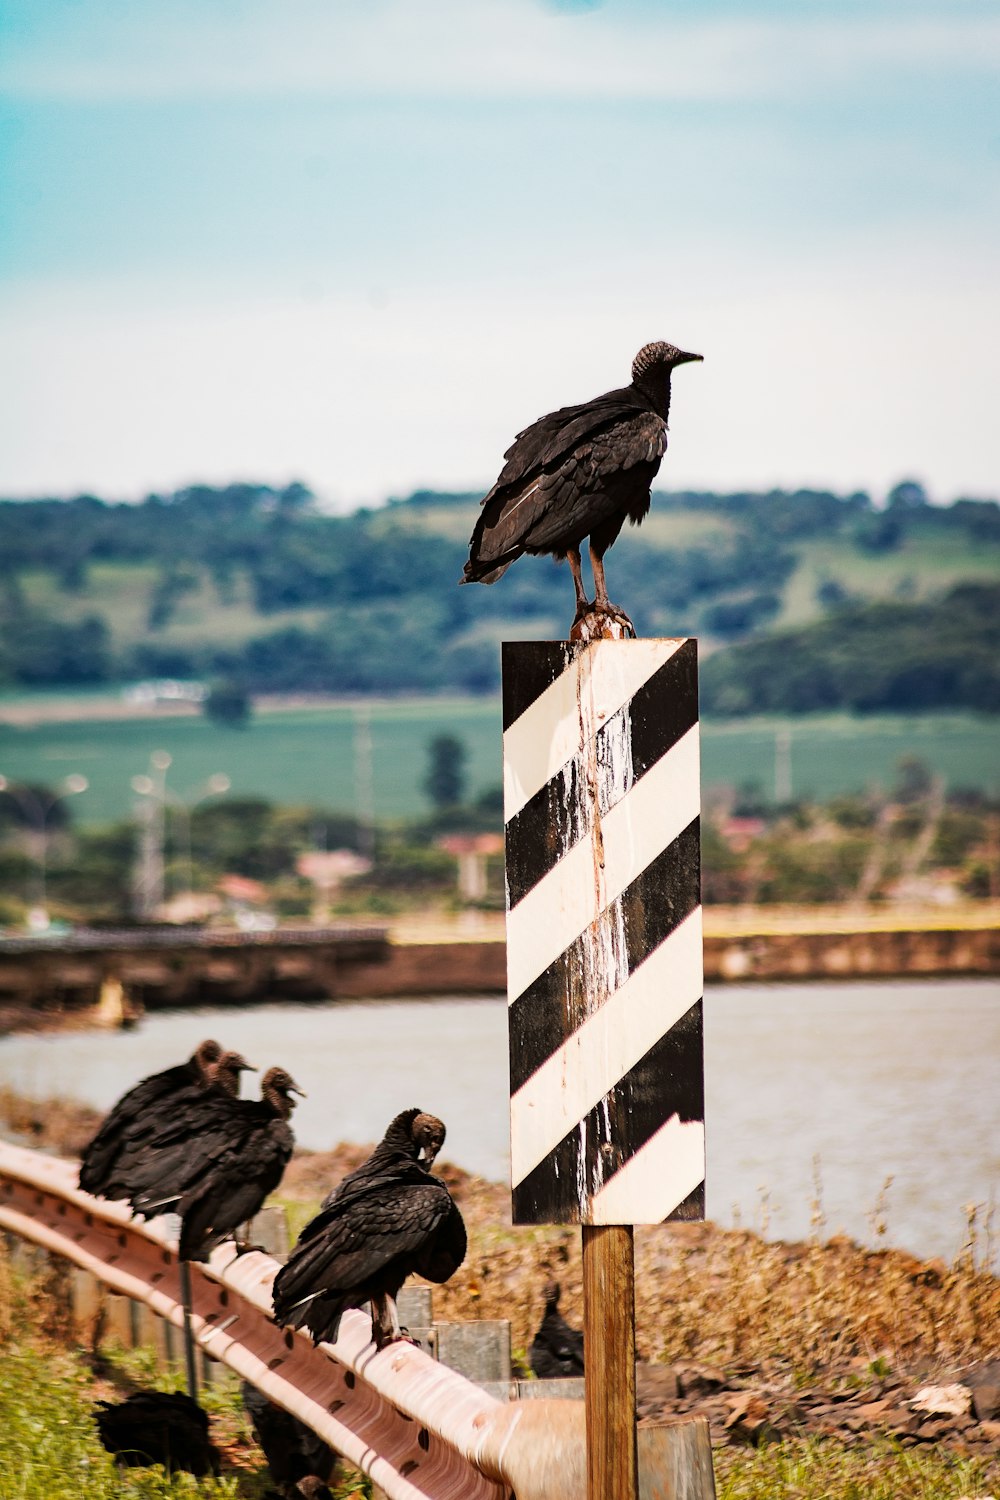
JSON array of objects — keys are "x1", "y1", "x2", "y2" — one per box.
[{"x1": 0, "y1": 1142, "x2": 715, "y2": 1499}]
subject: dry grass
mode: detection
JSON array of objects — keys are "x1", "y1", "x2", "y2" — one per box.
[
  {"x1": 4, "y1": 1083, "x2": 997, "y2": 1387},
  {"x1": 280, "y1": 1147, "x2": 1000, "y2": 1385}
]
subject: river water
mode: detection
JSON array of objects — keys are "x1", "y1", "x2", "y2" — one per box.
[{"x1": 1, "y1": 978, "x2": 996, "y2": 1263}]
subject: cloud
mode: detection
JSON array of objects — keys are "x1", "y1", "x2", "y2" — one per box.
[
  {"x1": 3, "y1": 1, "x2": 999, "y2": 104},
  {"x1": 1, "y1": 255, "x2": 997, "y2": 505}
]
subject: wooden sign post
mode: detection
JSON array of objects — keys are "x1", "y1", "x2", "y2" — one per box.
[{"x1": 503, "y1": 638, "x2": 705, "y2": 1500}]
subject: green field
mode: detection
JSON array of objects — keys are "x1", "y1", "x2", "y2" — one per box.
[{"x1": 0, "y1": 699, "x2": 996, "y2": 827}]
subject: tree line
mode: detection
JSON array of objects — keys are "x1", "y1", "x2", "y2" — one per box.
[{"x1": 0, "y1": 481, "x2": 997, "y2": 711}]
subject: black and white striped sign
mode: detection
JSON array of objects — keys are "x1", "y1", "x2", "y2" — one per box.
[{"x1": 504, "y1": 638, "x2": 704, "y2": 1226}]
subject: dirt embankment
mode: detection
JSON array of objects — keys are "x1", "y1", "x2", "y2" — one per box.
[{"x1": 3, "y1": 1089, "x2": 999, "y2": 1464}]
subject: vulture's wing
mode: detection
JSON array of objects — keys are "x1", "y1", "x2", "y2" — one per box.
[
  {"x1": 468, "y1": 409, "x2": 667, "y2": 571},
  {"x1": 79, "y1": 1061, "x2": 196, "y2": 1190},
  {"x1": 275, "y1": 1181, "x2": 461, "y2": 1308},
  {"x1": 178, "y1": 1122, "x2": 294, "y2": 1258},
  {"x1": 492, "y1": 387, "x2": 647, "y2": 490},
  {"x1": 125, "y1": 1096, "x2": 258, "y2": 1216}
]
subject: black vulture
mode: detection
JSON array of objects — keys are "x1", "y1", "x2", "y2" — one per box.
[
  {"x1": 529, "y1": 1281, "x2": 585, "y2": 1379},
  {"x1": 120, "y1": 1065, "x2": 303, "y2": 1261},
  {"x1": 462, "y1": 340, "x2": 702, "y2": 635},
  {"x1": 88, "y1": 1049, "x2": 256, "y2": 1207},
  {"x1": 242, "y1": 1381, "x2": 338, "y2": 1499},
  {"x1": 78, "y1": 1038, "x2": 224, "y2": 1198},
  {"x1": 93, "y1": 1390, "x2": 220, "y2": 1476},
  {"x1": 272, "y1": 1108, "x2": 466, "y2": 1351}
]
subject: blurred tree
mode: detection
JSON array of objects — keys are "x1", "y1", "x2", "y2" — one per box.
[
  {"x1": 204, "y1": 679, "x2": 252, "y2": 728},
  {"x1": 424, "y1": 733, "x2": 467, "y2": 810},
  {"x1": 887, "y1": 478, "x2": 929, "y2": 510},
  {"x1": 892, "y1": 755, "x2": 933, "y2": 805}
]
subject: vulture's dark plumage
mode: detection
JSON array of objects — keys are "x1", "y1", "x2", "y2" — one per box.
[
  {"x1": 93, "y1": 1390, "x2": 220, "y2": 1476},
  {"x1": 530, "y1": 1281, "x2": 585, "y2": 1379},
  {"x1": 272, "y1": 1108, "x2": 466, "y2": 1350},
  {"x1": 120, "y1": 1065, "x2": 302, "y2": 1261},
  {"x1": 88, "y1": 1048, "x2": 256, "y2": 1208},
  {"x1": 78, "y1": 1038, "x2": 223, "y2": 1198},
  {"x1": 463, "y1": 340, "x2": 702, "y2": 634},
  {"x1": 242, "y1": 1381, "x2": 338, "y2": 1499}
]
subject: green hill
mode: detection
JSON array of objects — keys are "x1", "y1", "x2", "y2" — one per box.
[{"x1": 0, "y1": 482, "x2": 998, "y2": 710}]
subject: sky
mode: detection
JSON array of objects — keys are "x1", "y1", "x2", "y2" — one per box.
[{"x1": 1, "y1": 0, "x2": 998, "y2": 510}]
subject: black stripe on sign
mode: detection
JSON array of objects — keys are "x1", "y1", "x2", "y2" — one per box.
[
  {"x1": 505, "y1": 640, "x2": 698, "y2": 909},
  {"x1": 512, "y1": 999, "x2": 704, "y2": 1225},
  {"x1": 509, "y1": 817, "x2": 701, "y2": 1094},
  {"x1": 501, "y1": 641, "x2": 573, "y2": 732}
]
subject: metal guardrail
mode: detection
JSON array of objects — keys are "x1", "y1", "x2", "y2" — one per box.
[
  {"x1": 0, "y1": 1142, "x2": 716, "y2": 1499},
  {"x1": 0, "y1": 1140, "x2": 511, "y2": 1499}
]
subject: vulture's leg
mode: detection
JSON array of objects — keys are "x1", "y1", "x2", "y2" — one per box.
[
  {"x1": 567, "y1": 547, "x2": 591, "y2": 618},
  {"x1": 590, "y1": 544, "x2": 636, "y2": 636},
  {"x1": 371, "y1": 1292, "x2": 414, "y2": 1351}
]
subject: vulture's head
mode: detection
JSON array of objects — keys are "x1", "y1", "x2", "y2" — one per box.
[
  {"x1": 211, "y1": 1050, "x2": 257, "y2": 1095},
  {"x1": 411, "y1": 1111, "x2": 447, "y2": 1168},
  {"x1": 632, "y1": 341, "x2": 703, "y2": 385},
  {"x1": 194, "y1": 1038, "x2": 223, "y2": 1075},
  {"x1": 261, "y1": 1066, "x2": 306, "y2": 1113}
]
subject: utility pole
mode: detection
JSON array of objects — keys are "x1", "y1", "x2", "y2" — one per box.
[
  {"x1": 131, "y1": 754, "x2": 230, "y2": 916},
  {"x1": 353, "y1": 703, "x2": 376, "y2": 861},
  {"x1": 774, "y1": 725, "x2": 792, "y2": 804},
  {"x1": 130, "y1": 750, "x2": 172, "y2": 918},
  {"x1": 0, "y1": 772, "x2": 89, "y2": 923}
]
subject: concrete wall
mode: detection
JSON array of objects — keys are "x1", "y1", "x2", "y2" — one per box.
[
  {"x1": 344, "y1": 926, "x2": 997, "y2": 996},
  {"x1": 703, "y1": 924, "x2": 999, "y2": 983}
]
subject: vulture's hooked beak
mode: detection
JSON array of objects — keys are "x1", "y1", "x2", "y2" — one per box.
[
  {"x1": 289, "y1": 1082, "x2": 307, "y2": 1098},
  {"x1": 420, "y1": 1144, "x2": 441, "y2": 1167},
  {"x1": 237, "y1": 1058, "x2": 258, "y2": 1072},
  {"x1": 675, "y1": 350, "x2": 703, "y2": 366}
]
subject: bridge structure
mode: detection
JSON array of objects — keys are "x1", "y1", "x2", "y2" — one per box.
[{"x1": 0, "y1": 924, "x2": 391, "y2": 1012}]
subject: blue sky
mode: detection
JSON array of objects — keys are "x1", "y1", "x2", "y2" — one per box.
[{"x1": 1, "y1": 0, "x2": 997, "y2": 507}]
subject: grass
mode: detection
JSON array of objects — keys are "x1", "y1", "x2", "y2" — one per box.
[
  {"x1": 776, "y1": 532, "x2": 1000, "y2": 630},
  {"x1": 714, "y1": 1437, "x2": 998, "y2": 1499},
  {"x1": 18, "y1": 564, "x2": 330, "y2": 651},
  {"x1": 1, "y1": 699, "x2": 997, "y2": 828},
  {"x1": 2, "y1": 1139, "x2": 999, "y2": 1500},
  {"x1": 2, "y1": 1241, "x2": 997, "y2": 1500},
  {"x1": 0, "y1": 1245, "x2": 372, "y2": 1499}
]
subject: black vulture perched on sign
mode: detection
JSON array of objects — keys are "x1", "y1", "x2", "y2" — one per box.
[
  {"x1": 530, "y1": 1281, "x2": 585, "y2": 1379},
  {"x1": 118, "y1": 1065, "x2": 303, "y2": 1261},
  {"x1": 272, "y1": 1108, "x2": 466, "y2": 1351},
  {"x1": 78, "y1": 1038, "x2": 224, "y2": 1198},
  {"x1": 462, "y1": 340, "x2": 702, "y2": 636},
  {"x1": 242, "y1": 1382, "x2": 339, "y2": 1500},
  {"x1": 93, "y1": 1390, "x2": 220, "y2": 1476}
]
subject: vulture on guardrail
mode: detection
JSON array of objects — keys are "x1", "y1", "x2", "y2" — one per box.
[
  {"x1": 95, "y1": 1063, "x2": 302, "y2": 1261},
  {"x1": 78, "y1": 1038, "x2": 225, "y2": 1197},
  {"x1": 272, "y1": 1108, "x2": 466, "y2": 1351},
  {"x1": 82, "y1": 1048, "x2": 256, "y2": 1205}
]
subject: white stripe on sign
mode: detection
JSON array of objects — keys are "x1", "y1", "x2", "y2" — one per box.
[
  {"x1": 510, "y1": 907, "x2": 703, "y2": 1186},
  {"x1": 506, "y1": 722, "x2": 701, "y2": 1002},
  {"x1": 588, "y1": 1116, "x2": 705, "y2": 1226},
  {"x1": 502, "y1": 638, "x2": 685, "y2": 820}
]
